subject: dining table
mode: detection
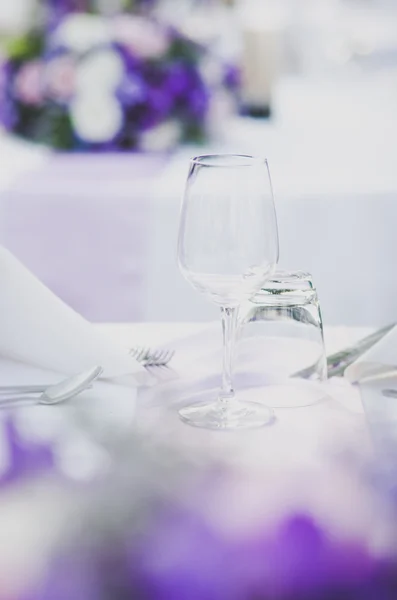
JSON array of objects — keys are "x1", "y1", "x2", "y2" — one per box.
[
  {"x1": 89, "y1": 321, "x2": 395, "y2": 541},
  {"x1": 0, "y1": 320, "x2": 392, "y2": 578},
  {"x1": 0, "y1": 321, "x2": 375, "y2": 465},
  {"x1": 92, "y1": 321, "x2": 372, "y2": 468}
]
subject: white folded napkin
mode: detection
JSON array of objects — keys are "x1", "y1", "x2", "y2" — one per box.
[
  {"x1": 0, "y1": 247, "x2": 150, "y2": 385},
  {"x1": 344, "y1": 326, "x2": 397, "y2": 384}
]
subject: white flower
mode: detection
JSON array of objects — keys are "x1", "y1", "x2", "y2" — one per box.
[
  {"x1": 112, "y1": 15, "x2": 170, "y2": 59},
  {"x1": 140, "y1": 120, "x2": 182, "y2": 152},
  {"x1": 71, "y1": 95, "x2": 123, "y2": 143},
  {"x1": 95, "y1": 0, "x2": 124, "y2": 16},
  {"x1": 76, "y1": 49, "x2": 125, "y2": 94},
  {"x1": 0, "y1": 0, "x2": 37, "y2": 35},
  {"x1": 199, "y1": 56, "x2": 224, "y2": 88},
  {"x1": 53, "y1": 14, "x2": 111, "y2": 54}
]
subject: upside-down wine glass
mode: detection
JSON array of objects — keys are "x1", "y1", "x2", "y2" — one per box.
[{"x1": 177, "y1": 154, "x2": 279, "y2": 429}]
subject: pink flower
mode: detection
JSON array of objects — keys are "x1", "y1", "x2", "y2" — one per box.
[
  {"x1": 13, "y1": 60, "x2": 44, "y2": 106},
  {"x1": 46, "y1": 55, "x2": 76, "y2": 102},
  {"x1": 112, "y1": 15, "x2": 170, "y2": 59}
]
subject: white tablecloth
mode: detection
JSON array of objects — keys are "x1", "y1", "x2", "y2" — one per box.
[
  {"x1": 0, "y1": 323, "x2": 368, "y2": 476},
  {"x1": 0, "y1": 321, "x2": 367, "y2": 442},
  {"x1": 0, "y1": 323, "x2": 381, "y2": 589},
  {"x1": 95, "y1": 322, "x2": 369, "y2": 469}
]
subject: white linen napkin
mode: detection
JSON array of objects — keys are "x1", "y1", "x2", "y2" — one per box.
[
  {"x1": 0, "y1": 247, "x2": 150, "y2": 385},
  {"x1": 344, "y1": 326, "x2": 397, "y2": 384}
]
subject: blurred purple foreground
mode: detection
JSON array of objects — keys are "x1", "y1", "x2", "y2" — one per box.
[{"x1": 0, "y1": 154, "x2": 168, "y2": 322}]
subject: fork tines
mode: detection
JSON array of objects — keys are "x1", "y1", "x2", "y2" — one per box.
[{"x1": 130, "y1": 346, "x2": 175, "y2": 367}]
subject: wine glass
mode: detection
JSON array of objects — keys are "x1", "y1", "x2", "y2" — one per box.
[{"x1": 177, "y1": 154, "x2": 279, "y2": 429}]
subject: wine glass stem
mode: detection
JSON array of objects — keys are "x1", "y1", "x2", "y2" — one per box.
[{"x1": 219, "y1": 306, "x2": 238, "y2": 404}]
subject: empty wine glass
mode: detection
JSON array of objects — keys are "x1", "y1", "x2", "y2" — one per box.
[{"x1": 177, "y1": 154, "x2": 279, "y2": 429}]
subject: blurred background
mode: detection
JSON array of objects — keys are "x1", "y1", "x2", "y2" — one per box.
[{"x1": 0, "y1": 0, "x2": 396, "y2": 325}]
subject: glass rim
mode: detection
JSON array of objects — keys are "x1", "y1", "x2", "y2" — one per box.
[{"x1": 190, "y1": 154, "x2": 268, "y2": 168}]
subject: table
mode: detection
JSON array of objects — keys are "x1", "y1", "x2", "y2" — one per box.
[
  {"x1": 98, "y1": 321, "x2": 371, "y2": 358},
  {"x1": 1, "y1": 74, "x2": 397, "y2": 326},
  {"x1": 0, "y1": 322, "x2": 369, "y2": 476},
  {"x1": 92, "y1": 322, "x2": 369, "y2": 471},
  {"x1": 0, "y1": 323, "x2": 387, "y2": 599}
]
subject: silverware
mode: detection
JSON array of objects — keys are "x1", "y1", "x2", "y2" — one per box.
[
  {"x1": 292, "y1": 323, "x2": 395, "y2": 379},
  {"x1": 0, "y1": 366, "x2": 103, "y2": 406},
  {"x1": 0, "y1": 383, "x2": 61, "y2": 394},
  {"x1": 382, "y1": 389, "x2": 397, "y2": 399},
  {"x1": 130, "y1": 346, "x2": 175, "y2": 367}
]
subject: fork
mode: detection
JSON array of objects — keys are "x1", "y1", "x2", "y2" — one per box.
[{"x1": 130, "y1": 346, "x2": 175, "y2": 367}]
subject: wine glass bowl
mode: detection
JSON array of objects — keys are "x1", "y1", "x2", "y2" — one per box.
[
  {"x1": 178, "y1": 155, "x2": 278, "y2": 306},
  {"x1": 177, "y1": 154, "x2": 279, "y2": 429}
]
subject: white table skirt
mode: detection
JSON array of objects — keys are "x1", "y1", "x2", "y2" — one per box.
[
  {"x1": 147, "y1": 76, "x2": 397, "y2": 326},
  {"x1": 1, "y1": 76, "x2": 397, "y2": 325}
]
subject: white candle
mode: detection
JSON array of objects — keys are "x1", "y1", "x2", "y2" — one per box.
[{"x1": 239, "y1": 1, "x2": 287, "y2": 112}]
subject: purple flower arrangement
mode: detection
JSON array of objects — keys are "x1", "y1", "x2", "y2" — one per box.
[
  {"x1": 18, "y1": 511, "x2": 397, "y2": 600},
  {"x1": 0, "y1": 413, "x2": 397, "y2": 600},
  {"x1": 13, "y1": 479, "x2": 397, "y2": 600},
  {"x1": 0, "y1": 2, "x2": 239, "y2": 151}
]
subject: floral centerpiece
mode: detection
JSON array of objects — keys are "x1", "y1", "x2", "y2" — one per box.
[
  {"x1": 0, "y1": 1, "x2": 239, "y2": 151},
  {"x1": 1, "y1": 416, "x2": 397, "y2": 600}
]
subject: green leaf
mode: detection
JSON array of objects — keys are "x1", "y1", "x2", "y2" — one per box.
[{"x1": 5, "y1": 31, "x2": 44, "y2": 61}]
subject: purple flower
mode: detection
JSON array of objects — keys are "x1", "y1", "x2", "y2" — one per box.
[
  {"x1": 8, "y1": 450, "x2": 397, "y2": 600},
  {"x1": 116, "y1": 72, "x2": 146, "y2": 107},
  {"x1": 186, "y1": 84, "x2": 209, "y2": 120},
  {"x1": 223, "y1": 64, "x2": 241, "y2": 92},
  {"x1": 165, "y1": 62, "x2": 192, "y2": 98},
  {"x1": 21, "y1": 552, "x2": 101, "y2": 600},
  {"x1": 137, "y1": 508, "x2": 237, "y2": 600},
  {"x1": 135, "y1": 511, "x2": 397, "y2": 600},
  {"x1": 29, "y1": 511, "x2": 397, "y2": 600},
  {"x1": 145, "y1": 87, "x2": 173, "y2": 122},
  {"x1": 165, "y1": 63, "x2": 210, "y2": 121},
  {"x1": 0, "y1": 60, "x2": 16, "y2": 128},
  {"x1": 0, "y1": 418, "x2": 53, "y2": 487}
]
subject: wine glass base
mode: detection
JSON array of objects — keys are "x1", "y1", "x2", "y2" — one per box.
[{"x1": 179, "y1": 400, "x2": 275, "y2": 430}]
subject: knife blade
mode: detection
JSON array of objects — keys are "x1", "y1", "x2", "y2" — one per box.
[{"x1": 292, "y1": 323, "x2": 395, "y2": 379}]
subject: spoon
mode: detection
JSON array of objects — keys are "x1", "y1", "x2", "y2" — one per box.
[{"x1": 0, "y1": 366, "x2": 103, "y2": 407}]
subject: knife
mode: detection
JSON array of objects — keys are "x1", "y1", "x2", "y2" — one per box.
[{"x1": 292, "y1": 323, "x2": 395, "y2": 379}]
